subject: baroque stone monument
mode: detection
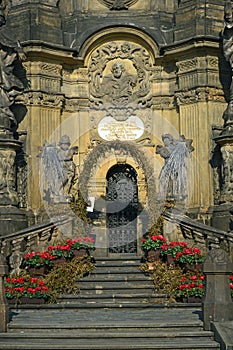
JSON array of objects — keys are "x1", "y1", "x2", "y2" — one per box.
[{"x1": 0, "y1": 0, "x2": 232, "y2": 241}]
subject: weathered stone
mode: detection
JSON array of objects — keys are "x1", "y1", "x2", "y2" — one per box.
[
  {"x1": 0, "y1": 253, "x2": 8, "y2": 333},
  {"x1": 202, "y1": 249, "x2": 233, "y2": 330}
]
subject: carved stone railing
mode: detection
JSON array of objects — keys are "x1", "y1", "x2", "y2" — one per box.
[
  {"x1": 0, "y1": 215, "x2": 75, "y2": 274},
  {"x1": 162, "y1": 209, "x2": 233, "y2": 254}
]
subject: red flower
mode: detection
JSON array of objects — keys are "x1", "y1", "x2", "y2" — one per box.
[
  {"x1": 190, "y1": 275, "x2": 197, "y2": 280},
  {"x1": 199, "y1": 275, "x2": 205, "y2": 281},
  {"x1": 30, "y1": 278, "x2": 38, "y2": 283},
  {"x1": 174, "y1": 252, "x2": 183, "y2": 260}
]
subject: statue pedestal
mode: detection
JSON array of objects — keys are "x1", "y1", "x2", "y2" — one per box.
[
  {"x1": 0, "y1": 207, "x2": 28, "y2": 236},
  {"x1": 0, "y1": 138, "x2": 28, "y2": 235}
]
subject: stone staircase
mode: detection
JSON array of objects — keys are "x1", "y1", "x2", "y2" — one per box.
[{"x1": 0, "y1": 255, "x2": 221, "y2": 349}]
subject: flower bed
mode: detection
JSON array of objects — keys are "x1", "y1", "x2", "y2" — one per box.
[
  {"x1": 4, "y1": 276, "x2": 51, "y2": 303},
  {"x1": 141, "y1": 234, "x2": 205, "y2": 271},
  {"x1": 141, "y1": 235, "x2": 167, "y2": 252},
  {"x1": 47, "y1": 243, "x2": 74, "y2": 260},
  {"x1": 22, "y1": 236, "x2": 96, "y2": 272},
  {"x1": 5, "y1": 237, "x2": 96, "y2": 304},
  {"x1": 23, "y1": 251, "x2": 55, "y2": 269},
  {"x1": 175, "y1": 274, "x2": 205, "y2": 301},
  {"x1": 140, "y1": 233, "x2": 232, "y2": 303},
  {"x1": 230, "y1": 275, "x2": 233, "y2": 299},
  {"x1": 173, "y1": 247, "x2": 205, "y2": 266}
]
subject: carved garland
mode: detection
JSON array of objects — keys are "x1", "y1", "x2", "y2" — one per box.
[{"x1": 78, "y1": 140, "x2": 157, "y2": 222}]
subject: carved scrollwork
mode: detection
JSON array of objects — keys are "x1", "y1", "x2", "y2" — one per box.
[
  {"x1": 205, "y1": 248, "x2": 229, "y2": 265},
  {"x1": 176, "y1": 58, "x2": 197, "y2": 73},
  {"x1": 19, "y1": 92, "x2": 64, "y2": 108},
  {"x1": 89, "y1": 41, "x2": 153, "y2": 107},
  {"x1": 97, "y1": 0, "x2": 138, "y2": 10}
]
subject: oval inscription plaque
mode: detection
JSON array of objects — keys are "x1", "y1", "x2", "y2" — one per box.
[{"x1": 98, "y1": 116, "x2": 144, "y2": 141}]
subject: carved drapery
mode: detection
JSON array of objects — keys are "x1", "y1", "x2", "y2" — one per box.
[{"x1": 40, "y1": 135, "x2": 79, "y2": 204}]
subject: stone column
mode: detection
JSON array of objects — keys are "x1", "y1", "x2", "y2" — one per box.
[
  {"x1": 202, "y1": 249, "x2": 233, "y2": 330},
  {"x1": 0, "y1": 254, "x2": 9, "y2": 332}
]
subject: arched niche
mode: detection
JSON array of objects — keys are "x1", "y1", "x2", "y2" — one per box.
[{"x1": 72, "y1": 26, "x2": 160, "y2": 63}]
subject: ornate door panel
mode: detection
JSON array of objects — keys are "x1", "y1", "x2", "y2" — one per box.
[{"x1": 106, "y1": 164, "x2": 138, "y2": 254}]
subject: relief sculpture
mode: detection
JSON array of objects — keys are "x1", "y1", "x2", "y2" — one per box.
[
  {"x1": 97, "y1": 61, "x2": 137, "y2": 103},
  {"x1": 89, "y1": 41, "x2": 152, "y2": 107},
  {"x1": 0, "y1": 0, "x2": 26, "y2": 133}
]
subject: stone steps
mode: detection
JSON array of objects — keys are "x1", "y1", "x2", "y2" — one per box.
[
  {"x1": 59, "y1": 255, "x2": 161, "y2": 305},
  {"x1": 1, "y1": 308, "x2": 220, "y2": 349},
  {"x1": 0, "y1": 255, "x2": 221, "y2": 349}
]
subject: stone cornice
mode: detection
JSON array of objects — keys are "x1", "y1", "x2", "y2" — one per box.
[
  {"x1": 160, "y1": 37, "x2": 220, "y2": 58},
  {"x1": 21, "y1": 41, "x2": 81, "y2": 64}
]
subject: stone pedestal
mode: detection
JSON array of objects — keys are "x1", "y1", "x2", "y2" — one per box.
[
  {"x1": 211, "y1": 203, "x2": 232, "y2": 232},
  {"x1": 0, "y1": 138, "x2": 28, "y2": 235},
  {"x1": 202, "y1": 249, "x2": 233, "y2": 330}
]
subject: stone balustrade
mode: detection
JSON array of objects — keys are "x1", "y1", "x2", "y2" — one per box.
[
  {"x1": 0, "y1": 215, "x2": 74, "y2": 274},
  {"x1": 0, "y1": 215, "x2": 75, "y2": 332},
  {"x1": 162, "y1": 210, "x2": 233, "y2": 254}
]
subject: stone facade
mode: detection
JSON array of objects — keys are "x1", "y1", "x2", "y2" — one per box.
[{"x1": 0, "y1": 0, "x2": 232, "y2": 242}]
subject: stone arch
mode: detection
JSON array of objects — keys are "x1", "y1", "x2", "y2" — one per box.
[
  {"x1": 72, "y1": 26, "x2": 160, "y2": 62},
  {"x1": 78, "y1": 140, "x2": 156, "y2": 221}
]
